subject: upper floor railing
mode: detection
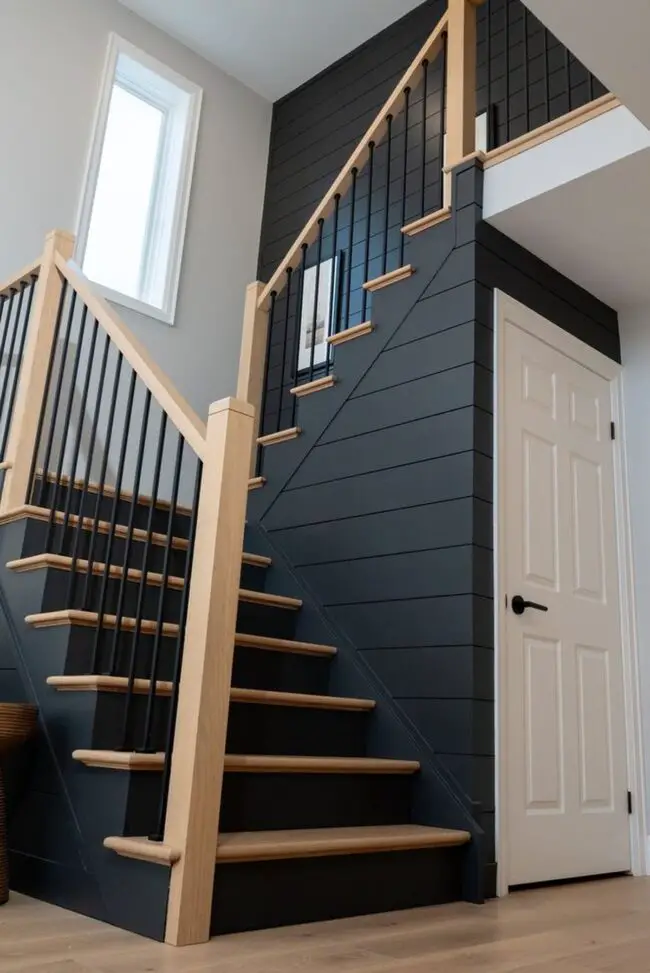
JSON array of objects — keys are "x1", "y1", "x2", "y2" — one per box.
[{"x1": 240, "y1": 0, "x2": 613, "y2": 461}]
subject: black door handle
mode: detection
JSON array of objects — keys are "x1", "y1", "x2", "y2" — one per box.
[{"x1": 511, "y1": 595, "x2": 549, "y2": 616}]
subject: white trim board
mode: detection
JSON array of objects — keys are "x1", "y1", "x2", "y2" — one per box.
[{"x1": 494, "y1": 290, "x2": 647, "y2": 896}]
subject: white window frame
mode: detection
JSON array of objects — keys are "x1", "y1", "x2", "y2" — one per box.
[{"x1": 76, "y1": 34, "x2": 202, "y2": 325}]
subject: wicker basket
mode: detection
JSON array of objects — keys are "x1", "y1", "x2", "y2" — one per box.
[{"x1": 0, "y1": 703, "x2": 38, "y2": 906}]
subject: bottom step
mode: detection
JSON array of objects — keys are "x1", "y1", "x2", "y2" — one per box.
[{"x1": 211, "y1": 827, "x2": 469, "y2": 935}]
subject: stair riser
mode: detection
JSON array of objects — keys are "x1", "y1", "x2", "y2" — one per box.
[
  {"x1": 55, "y1": 694, "x2": 369, "y2": 757},
  {"x1": 40, "y1": 625, "x2": 180, "y2": 683},
  {"x1": 31, "y1": 481, "x2": 193, "y2": 539},
  {"x1": 236, "y1": 601, "x2": 298, "y2": 641},
  {"x1": 91, "y1": 770, "x2": 413, "y2": 838},
  {"x1": 211, "y1": 846, "x2": 464, "y2": 935},
  {"x1": 21, "y1": 517, "x2": 189, "y2": 577},
  {"x1": 219, "y1": 772, "x2": 413, "y2": 832},
  {"x1": 227, "y1": 703, "x2": 369, "y2": 758},
  {"x1": 37, "y1": 568, "x2": 183, "y2": 623},
  {"x1": 232, "y1": 646, "x2": 332, "y2": 695}
]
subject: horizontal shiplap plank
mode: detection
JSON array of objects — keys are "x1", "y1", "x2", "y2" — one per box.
[
  {"x1": 268, "y1": 498, "x2": 489, "y2": 566},
  {"x1": 361, "y1": 645, "x2": 494, "y2": 700},
  {"x1": 399, "y1": 699, "x2": 495, "y2": 757},
  {"x1": 328, "y1": 594, "x2": 494, "y2": 650},
  {"x1": 320, "y1": 363, "x2": 478, "y2": 444},
  {"x1": 288, "y1": 409, "x2": 479, "y2": 491},
  {"x1": 299, "y1": 546, "x2": 493, "y2": 605},
  {"x1": 352, "y1": 321, "x2": 479, "y2": 399},
  {"x1": 264, "y1": 451, "x2": 477, "y2": 531}
]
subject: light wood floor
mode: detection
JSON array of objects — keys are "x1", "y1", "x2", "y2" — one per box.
[{"x1": 2, "y1": 876, "x2": 650, "y2": 971}]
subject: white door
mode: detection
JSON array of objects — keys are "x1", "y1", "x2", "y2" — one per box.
[{"x1": 501, "y1": 297, "x2": 630, "y2": 887}]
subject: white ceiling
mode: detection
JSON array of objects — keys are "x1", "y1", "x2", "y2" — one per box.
[
  {"x1": 488, "y1": 147, "x2": 650, "y2": 313},
  {"x1": 523, "y1": 0, "x2": 650, "y2": 129},
  {"x1": 117, "y1": 0, "x2": 426, "y2": 101}
]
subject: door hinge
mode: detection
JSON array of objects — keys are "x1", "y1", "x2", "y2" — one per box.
[
  {"x1": 611, "y1": 421, "x2": 616, "y2": 441},
  {"x1": 628, "y1": 790, "x2": 633, "y2": 815}
]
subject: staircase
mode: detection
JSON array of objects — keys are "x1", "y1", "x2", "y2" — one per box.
[{"x1": 1, "y1": 465, "x2": 470, "y2": 936}]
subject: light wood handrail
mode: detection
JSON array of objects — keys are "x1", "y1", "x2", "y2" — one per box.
[
  {"x1": 163, "y1": 396, "x2": 255, "y2": 946},
  {"x1": 53, "y1": 254, "x2": 206, "y2": 460},
  {"x1": 0, "y1": 257, "x2": 42, "y2": 299},
  {"x1": 258, "y1": 9, "x2": 449, "y2": 309},
  {"x1": 0, "y1": 231, "x2": 74, "y2": 513},
  {"x1": 237, "y1": 281, "x2": 268, "y2": 474}
]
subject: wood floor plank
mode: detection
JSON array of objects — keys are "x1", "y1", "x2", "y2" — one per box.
[{"x1": 2, "y1": 878, "x2": 650, "y2": 971}]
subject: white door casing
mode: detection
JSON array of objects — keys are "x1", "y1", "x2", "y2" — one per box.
[{"x1": 497, "y1": 293, "x2": 631, "y2": 888}]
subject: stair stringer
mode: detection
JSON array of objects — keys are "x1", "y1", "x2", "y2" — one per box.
[{"x1": 0, "y1": 517, "x2": 170, "y2": 939}]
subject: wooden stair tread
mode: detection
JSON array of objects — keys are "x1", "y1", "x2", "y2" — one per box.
[
  {"x1": 8, "y1": 551, "x2": 269, "y2": 580},
  {"x1": 363, "y1": 265, "x2": 414, "y2": 292},
  {"x1": 216, "y1": 825, "x2": 471, "y2": 862},
  {"x1": 49, "y1": 678, "x2": 371, "y2": 711},
  {"x1": 224, "y1": 755, "x2": 420, "y2": 774},
  {"x1": 47, "y1": 675, "x2": 173, "y2": 696},
  {"x1": 290, "y1": 375, "x2": 336, "y2": 397},
  {"x1": 8, "y1": 553, "x2": 185, "y2": 589},
  {"x1": 257, "y1": 427, "x2": 301, "y2": 447},
  {"x1": 25, "y1": 612, "x2": 333, "y2": 657},
  {"x1": 73, "y1": 752, "x2": 419, "y2": 774},
  {"x1": 0, "y1": 505, "x2": 189, "y2": 550},
  {"x1": 230, "y1": 688, "x2": 375, "y2": 711},
  {"x1": 234, "y1": 632, "x2": 337, "y2": 657},
  {"x1": 26, "y1": 609, "x2": 180, "y2": 636},
  {"x1": 103, "y1": 835, "x2": 180, "y2": 865},
  {"x1": 238, "y1": 588, "x2": 302, "y2": 610},
  {"x1": 72, "y1": 750, "x2": 164, "y2": 770},
  {"x1": 327, "y1": 321, "x2": 373, "y2": 346}
]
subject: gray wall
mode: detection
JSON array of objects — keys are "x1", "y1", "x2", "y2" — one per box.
[{"x1": 0, "y1": 0, "x2": 272, "y2": 419}]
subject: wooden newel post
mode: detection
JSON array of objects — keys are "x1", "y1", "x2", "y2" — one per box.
[
  {"x1": 0, "y1": 229, "x2": 75, "y2": 514},
  {"x1": 237, "y1": 281, "x2": 269, "y2": 476},
  {"x1": 163, "y1": 397, "x2": 255, "y2": 946},
  {"x1": 444, "y1": 0, "x2": 480, "y2": 205}
]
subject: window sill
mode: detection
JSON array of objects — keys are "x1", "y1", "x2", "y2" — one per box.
[{"x1": 91, "y1": 282, "x2": 175, "y2": 326}]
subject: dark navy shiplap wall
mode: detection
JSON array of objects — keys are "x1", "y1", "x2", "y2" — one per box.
[
  {"x1": 258, "y1": 0, "x2": 606, "y2": 433},
  {"x1": 251, "y1": 159, "x2": 619, "y2": 895}
]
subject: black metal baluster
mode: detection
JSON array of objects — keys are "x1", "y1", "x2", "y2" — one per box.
[
  {"x1": 0, "y1": 286, "x2": 26, "y2": 449},
  {"x1": 278, "y1": 267, "x2": 293, "y2": 423},
  {"x1": 543, "y1": 27, "x2": 550, "y2": 124},
  {"x1": 57, "y1": 318, "x2": 100, "y2": 554},
  {"x1": 308, "y1": 219, "x2": 325, "y2": 382},
  {"x1": 90, "y1": 368, "x2": 137, "y2": 673},
  {"x1": 439, "y1": 34, "x2": 447, "y2": 210},
  {"x1": 67, "y1": 331, "x2": 111, "y2": 606},
  {"x1": 344, "y1": 168, "x2": 358, "y2": 330},
  {"x1": 44, "y1": 304, "x2": 89, "y2": 552},
  {"x1": 27, "y1": 283, "x2": 69, "y2": 505},
  {"x1": 255, "y1": 291, "x2": 276, "y2": 474},
  {"x1": 139, "y1": 430, "x2": 183, "y2": 755},
  {"x1": 106, "y1": 388, "x2": 152, "y2": 676},
  {"x1": 149, "y1": 459, "x2": 202, "y2": 842},
  {"x1": 82, "y1": 351, "x2": 124, "y2": 610},
  {"x1": 400, "y1": 87, "x2": 411, "y2": 265},
  {"x1": 36, "y1": 289, "x2": 77, "y2": 507},
  {"x1": 504, "y1": 3, "x2": 510, "y2": 143},
  {"x1": 0, "y1": 279, "x2": 36, "y2": 459},
  {"x1": 119, "y1": 409, "x2": 168, "y2": 751},
  {"x1": 420, "y1": 59, "x2": 429, "y2": 216},
  {"x1": 328, "y1": 194, "x2": 340, "y2": 344},
  {"x1": 588, "y1": 70, "x2": 594, "y2": 103},
  {"x1": 523, "y1": 7, "x2": 530, "y2": 133},
  {"x1": 361, "y1": 143, "x2": 375, "y2": 323},
  {"x1": 290, "y1": 247, "x2": 308, "y2": 427},
  {"x1": 382, "y1": 116, "x2": 393, "y2": 277}
]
